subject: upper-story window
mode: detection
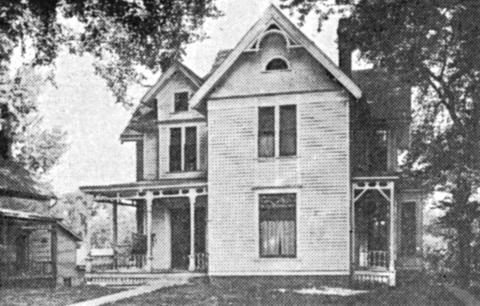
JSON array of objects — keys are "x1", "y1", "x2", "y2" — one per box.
[
  {"x1": 280, "y1": 105, "x2": 297, "y2": 156},
  {"x1": 258, "y1": 107, "x2": 275, "y2": 157},
  {"x1": 258, "y1": 105, "x2": 297, "y2": 158},
  {"x1": 369, "y1": 129, "x2": 389, "y2": 172},
  {"x1": 169, "y1": 126, "x2": 197, "y2": 172},
  {"x1": 170, "y1": 128, "x2": 182, "y2": 172},
  {"x1": 184, "y1": 127, "x2": 197, "y2": 171},
  {"x1": 265, "y1": 58, "x2": 289, "y2": 71},
  {"x1": 174, "y1": 91, "x2": 189, "y2": 112}
]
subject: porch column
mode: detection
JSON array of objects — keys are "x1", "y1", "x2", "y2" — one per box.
[
  {"x1": 145, "y1": 191, "x2": 153, "y2": 271},
  {"x1": 389, "y1": 185, "x2": 395, "y2": 272},
  {"x1": 112, "y1": 199, "x2": 118, "y2": 269},
  {"x1": 188, "y1": 191, "x2": 196, "y2": 272}
]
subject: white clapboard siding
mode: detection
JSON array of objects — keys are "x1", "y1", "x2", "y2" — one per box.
[
  {"x1": 143, "y1": 132, "x2": 158, "y2": 180},
  {"x1": 207, "y1": 92, "x2": 350, "y2": 275},
  {"x1": 206, "y1": 30, "x2": 351, "y2": 275}
]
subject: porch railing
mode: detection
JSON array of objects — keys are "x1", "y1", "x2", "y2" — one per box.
[
  {"x1": 90, "y1": 247, "x2": 146, "y2": 272},
  {"x1": 359, "y1": 250, "x2": 388, "y2": 269}
]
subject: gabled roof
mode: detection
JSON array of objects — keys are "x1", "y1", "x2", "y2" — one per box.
[
  {"x1": 140, "y1": 61, "x2": 203, "y2": 104},
  {"x1": 121, "y1": 61, "x2": 203, "y2": 141},
  {"x1": 190, "y1": 4, "x2": 362, "y2": 109},
  {"x1": 0, "y1": 159, "x2": 55, "y2": 200}
]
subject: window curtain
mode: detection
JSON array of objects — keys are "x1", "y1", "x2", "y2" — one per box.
[
  {"x1": 259, "y1": 193, "x2": 296, "y2": 257},
  {"x1": 260, "y1": 220, "x2": 295, "y2": 256}
]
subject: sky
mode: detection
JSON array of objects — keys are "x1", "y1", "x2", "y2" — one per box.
[{"x1": 39, "y1": 0, "x2": 341, "y2": 195}]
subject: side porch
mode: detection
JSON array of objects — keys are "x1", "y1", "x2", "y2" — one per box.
[
  {"x1": 351, "y1": 177, "x2": 424, "y2": 287},
  {"x1": 80, "y1": 179, "x2": 208, "y2": 286}
]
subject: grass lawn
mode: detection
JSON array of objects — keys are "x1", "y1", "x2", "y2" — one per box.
[
  {"x1": 0, "y1": 285, "x2": 123, "y2": 306},
  {"x1": 111, "y1": 276, "x2": 462, "y2": 306}
]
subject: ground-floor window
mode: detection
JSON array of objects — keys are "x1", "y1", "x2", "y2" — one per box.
[
  {"x1": 259, "y1": 193, "x2": 296, "y2": 257},
  {"x1": 401, "y1": 201, "x2": 417, "y2": 256}
]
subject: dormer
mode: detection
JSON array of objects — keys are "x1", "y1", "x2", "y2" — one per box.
[{"x1": 120, "y1": 61, "x2": 206, "y2": 181}]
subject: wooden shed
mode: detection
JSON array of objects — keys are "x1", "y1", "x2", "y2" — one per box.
[{"x1": 0, "y1": 208, "x2": 82, "y2": 287}]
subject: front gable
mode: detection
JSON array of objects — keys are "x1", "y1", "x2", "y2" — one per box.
[
  {"x1": 190, "y1": 4, "x2": 362, "y2": 109},
  {"x1": 155, "y1": 69, "x2": 203, "y2": 122},
  {"x1": 210, "y1": 25, "x2": 343, "y2": 98}
]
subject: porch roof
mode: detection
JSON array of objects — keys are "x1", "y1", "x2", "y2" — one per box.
[{"x1": 80, "y1": 177, "x2": 208, "y2": 199}]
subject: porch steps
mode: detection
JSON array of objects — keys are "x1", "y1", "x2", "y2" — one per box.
[
  {"x1": 352, "y1": 270, "x2": 396, "y2": 287},
  {"x1": 85, "y1": 272, "x2": 205, "y2": 287}
]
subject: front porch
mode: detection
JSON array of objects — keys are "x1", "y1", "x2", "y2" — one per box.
[
  {"x1": 351, "y1": 177, "x2": 397, "y2": 286},
  {"x1": 80, "y1": 179, "x2": 208, "y2": 284}
]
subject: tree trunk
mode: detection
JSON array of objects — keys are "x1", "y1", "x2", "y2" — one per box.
[
  {"x1": 453, "y1": 184, "x2": 473, "y2": 288},
  {"x1": 456, "y1": 219, "x2": 472, "y2": 287}
]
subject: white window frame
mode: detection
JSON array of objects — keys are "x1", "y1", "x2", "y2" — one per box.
[
  {"x1": 254, "y1": 188, "x2": 300, "y2": 259},
  {"x1": 255, "y1": 103, "x2": 299, "y2": 159},
  {"x1": 263, "y1": 56, "x2": 291, "y2": 72},
  {"x1": 172, "y1": 90, "x2": 191, "y2": 113},
  {"x1": 168, "y1": 124, "x2": 199, "y2": 172}
]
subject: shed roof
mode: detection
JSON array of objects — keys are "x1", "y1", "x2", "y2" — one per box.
[
  {"x1": 0, "y1": 207, "x2": 82, "y2": 241},
  {"x1": 0, "y1": 207, "x2": 59, "y2": 221}
]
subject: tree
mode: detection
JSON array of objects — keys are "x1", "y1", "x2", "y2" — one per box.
[
  {"x1": 0, "y1": 0, "x2": 220, "y2": 105},
  {"x1": 3, "y1": 65, "x2": 68, "y2": 178},
  {"x1": 281, "y1": 0, "x2": 480, "y2": 286}
]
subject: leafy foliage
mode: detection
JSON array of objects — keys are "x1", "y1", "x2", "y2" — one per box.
[
  {"x1": 0, "y1": 0, "x2": 220, "y2": 105},
  {"x1": 282, "y1": 0, "x2": 480, "y2": 285},
  {"x1": 51, "y1": 191, "x2": 136, "y2": 248},
  {"x1": 1, "y1": 65, "x2": 68, "y2": 178}
]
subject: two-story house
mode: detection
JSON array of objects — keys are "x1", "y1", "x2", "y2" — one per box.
[{"x1": 81, "y1": 5, "x2": 424, "y2": 286}]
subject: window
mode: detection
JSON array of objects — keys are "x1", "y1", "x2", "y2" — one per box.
[
  {"x1": 174, "y1": 92, "x2": 189, "y2": 112},
  {"x1": 136, "y1": 141, "x2": 144, "y2": 181},
  {"x1": 265, "y1": 58, "x2": 289, "y2": 71},
  {"x1": 184, "y1": 127, "x2": 197, "y2": 171},
  {"x1": 169, "y1": 128, "x2": 182, "y2": 172},
  {"x1": 401, "y1": 202, "x2": 417, "y2": 256},
  {"x1": 258, "y1": 105, "x2": 297, "y2": 158},
  {"x1": 258, "y1": 107, "x2": 275, "y2": 157},
  {"x1": 369, "y1": 129, "x2": 389, "y2": 172},
  {"x1": 280, "y1": 105, "x2": 296, "y2": 156},
  {"x1": 259, "y1": 193, "x2": 296, "y2": 257},
  {"x1": 169, "y1": 126, "x2": 197, "y2": 172}
]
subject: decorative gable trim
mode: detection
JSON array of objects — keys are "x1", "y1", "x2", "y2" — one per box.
[{"x1": 190, "y1": 4, "x2": 362, "y2": 110}]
